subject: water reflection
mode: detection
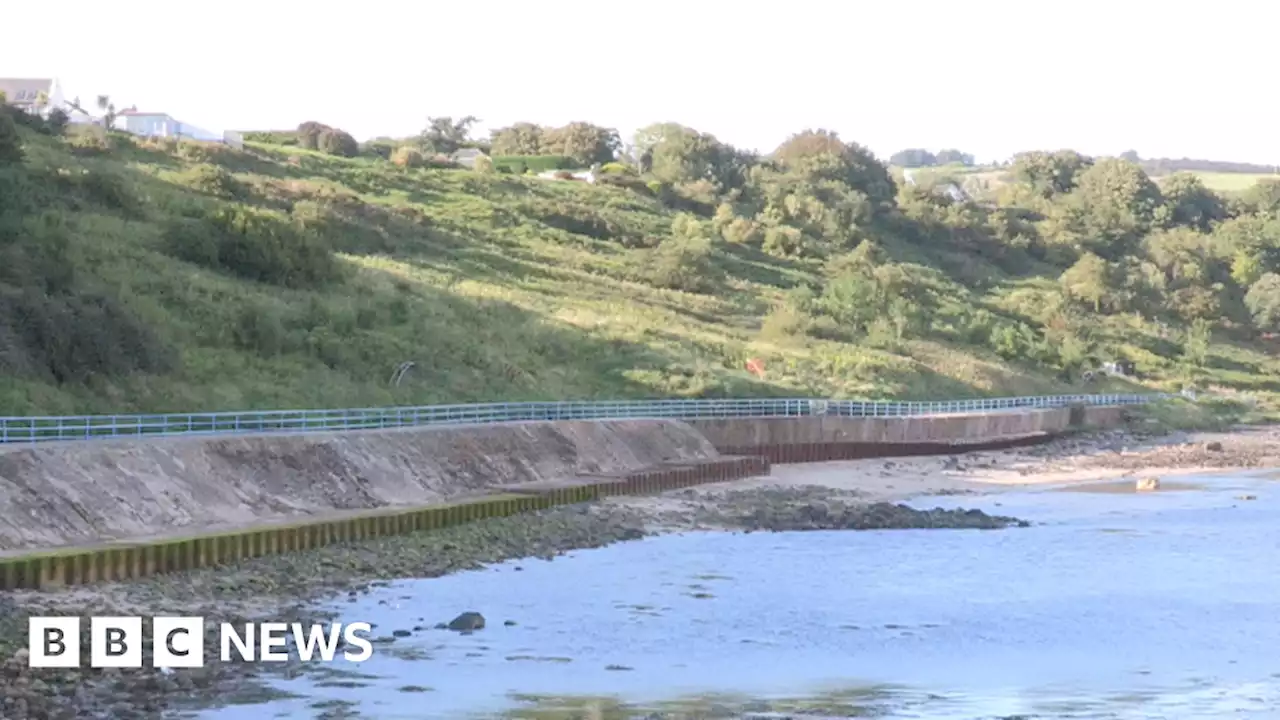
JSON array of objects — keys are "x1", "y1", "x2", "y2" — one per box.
[{"x1": 195, "y1": 472, "x2": 1280, "y2": 719}]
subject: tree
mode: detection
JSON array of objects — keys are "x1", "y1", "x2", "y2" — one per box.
[
  {"x1": 541, "y1": 122, "x2": 620, "y2": 165},
  {"x1": 489, "y1": 122, "x2": 544, "y2": 155},
  {"x1": 772, "y1": 129, "x2": 895, "y2": 208},
  {"x1": 1069, "y1": 157, "x2": 1164, "y2": 255},
  {"x1": 96, "y1": 95, "x2": 120, "y2": 130},
  {"x1": 935, "y1": 149, "x2": 975, "y2": 166},
  {"x1": 1119, "y1": 150, "x2": 1140, "y2": 162},
  {"x1": 419, "y1": 116, "x2": 478, "y2": 155},
  {"x1": 888, "y1": 148, "x2": 936, "y2": 167},
  {"x1": 1182, "y1": 318, "x2": 1212, "y2": 368},
  {"x1": 1160, "y1": 172, "x2": 1225, "y2": 231},
  {"x1": 1245, "y1": 273, "x2": 1280, "y2": 330},
  {"x1": 1239, "y1": 179, "x2": 1280, "y2": 217},
  {"x1": 1059, "y1": 253, "x2": 1114, "y2": 312},
  {"x1": 633, "y1": 123, "x2": 735, "y2": 188},
  {"x1": 1011, "y1": 150, "x2": 1092, "y2": 197}
]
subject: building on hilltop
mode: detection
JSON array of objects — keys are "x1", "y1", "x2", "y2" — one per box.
[
  {"x1": 115, "y1": 110, "x2": 243, "y2": 149},
  {"x1": 0, "y1": 77, "x2": 66, "y2": 116}
]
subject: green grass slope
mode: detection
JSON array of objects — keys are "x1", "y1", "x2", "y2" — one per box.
[{"x1": 0, "y1": 119, "x2": 1276, "y2": 416}]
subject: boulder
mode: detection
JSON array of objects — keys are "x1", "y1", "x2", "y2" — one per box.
[{"x1": 446, "y1": 612, "x2": 485, "y2": 632}]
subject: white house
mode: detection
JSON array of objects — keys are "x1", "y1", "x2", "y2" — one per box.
[
  {"x1": 115, "y1": 110, "x2": 242, "y2": 148},
  {"x1": 0, "y1": 77, "x2": 67, "y2": 116}
]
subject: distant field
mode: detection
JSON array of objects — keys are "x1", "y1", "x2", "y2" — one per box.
[
  {"x1": 894, "y1": 165, "x2": 1277, "y2": 195},
  {"x1": 1176, "y1": 171, "x2": 1279, "y2": 193}
]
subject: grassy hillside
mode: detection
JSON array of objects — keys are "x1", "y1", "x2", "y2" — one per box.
[{"x1": 1, "y1": 113, "x2": 1278, "y2": 416}]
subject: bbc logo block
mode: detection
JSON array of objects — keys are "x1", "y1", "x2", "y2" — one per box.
[{"x1": 28, "y1": 616, "x2": 373, "y2": 668}]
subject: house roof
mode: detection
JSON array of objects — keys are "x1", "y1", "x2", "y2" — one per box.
[
  {"x1": 0, "y1": 78, "x2": 54, "y2": 104},
  {"x1": 118, "y1": 110, "x2": 171, "y2": 117},
  {"x1": 451, "y1": 148, "x2": 486, "y2": 158}
]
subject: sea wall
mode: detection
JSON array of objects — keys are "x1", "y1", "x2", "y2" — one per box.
[
  {"x1": 0, "y1": 406, "x2": 1130, "y2": 589},
  {"x1": 0, "y1": 419, "x2": 718, "y2": 552},
  {"x1": 689, "y1": 406, "x2": 1126, "y2": 462}
]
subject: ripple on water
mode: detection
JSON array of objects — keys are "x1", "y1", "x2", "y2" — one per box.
[{"x1": 192, "y1": 473, "x2": 1280, "y2": 719}]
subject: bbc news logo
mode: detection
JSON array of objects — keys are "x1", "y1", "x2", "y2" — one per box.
[{"x1": 28, "y1": 617, "x2": 373, "y2": 668}]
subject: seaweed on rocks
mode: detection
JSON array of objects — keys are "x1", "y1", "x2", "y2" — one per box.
[{"x1": 729, "y1": 501, "x2": 1029, "y2": 532}]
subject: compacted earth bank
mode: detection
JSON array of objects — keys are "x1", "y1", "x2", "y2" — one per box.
[{"x1": 1, "y1": 425, "x2": 1277, "y2": 720}]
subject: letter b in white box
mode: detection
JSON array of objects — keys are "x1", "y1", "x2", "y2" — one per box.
[
  {"x1": 153, "y1": 617, "x2": 205, "y2": 668},
  {"x1": 90, "y1": 617, "x2": 142, "y2": 668},
  {"x1": 28, "y1": 617, "x2": 81, "y2": 668}
]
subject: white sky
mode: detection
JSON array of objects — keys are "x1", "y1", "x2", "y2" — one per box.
[{"x1": 4, "y1": 0, "x2": 1277, "y2": 164}]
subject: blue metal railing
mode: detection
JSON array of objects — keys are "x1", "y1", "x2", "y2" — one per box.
[{"x1": 0, "y1": 393, "x2": 1166, "y2": 444}]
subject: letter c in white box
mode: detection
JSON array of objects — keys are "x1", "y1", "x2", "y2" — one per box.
[{"x1": 153, "y1": 617, "x2": 205, "y2": 668}]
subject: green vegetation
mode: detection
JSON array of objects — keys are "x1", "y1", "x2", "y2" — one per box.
[{"x1": 1, "y1": 109, "x2": 1279, "y2": 416}]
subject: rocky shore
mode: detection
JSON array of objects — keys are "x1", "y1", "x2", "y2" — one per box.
[
  {"x1": 0, "y1": 485, "x2": 1027, "y2": 720},
  {"x1": 3, "y1": 424, "x2": 1277, "y2": 719}
]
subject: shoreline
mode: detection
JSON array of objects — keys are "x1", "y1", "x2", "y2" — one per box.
[{"x1": 2, "y1": 425, "x2": 1278, "y2": 718}]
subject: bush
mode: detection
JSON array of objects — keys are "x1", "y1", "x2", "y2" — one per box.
[
  {"x1": 0, "y1": 287, "x2": 175, "y2": 383},
  {"x1": 317, "y1": 128, "x2": 358, "y2": 158},
  {"x1": 492, "y1": 155, "x2": 573, "y2": 173},
  {"x1": 296, "y1": 121, "x2": 330, "y2": 150},
  {"x1": 43, "y1": 109, "x2": 68, "y2": 137},
  {"x1": 165, "y1": 205, "x2": 344, "y2": 288},
  {"x1": 390, "y1": 145, "x2": 425, "y2": 168},
  {"x1": 68, "y1": 169, "x2": 138, "y2": 214},
  {"x1": 600, "y1": 162, "x2": 633, "y2": 175},
  {"x1": 360, "y1": 139, "x2": 395, "y2": 160},
  {"x1": 472, "y1": 154, "x2": 495, "y2": 174},
  {"x1": 643, "y1": 235, "x2": 719, "y2": 293},
  {"x1": 759, "y1": 303, "x2": 810, "y2": 340},
  {"x1": 66, "y1": 128, "x2": 111, "y2": 156},
  {"x1": 182, "y1": 163, "x2": 242, "y2": 198},
  {"x1": 0, "y1": 111, "x2": 22, "y2": 165},
  {"x1": 424, "y1": 154, "x2": 459, "y2": 169},
  {"x1": 242, "y1": 130, "x2": 298, "y2": 146}
]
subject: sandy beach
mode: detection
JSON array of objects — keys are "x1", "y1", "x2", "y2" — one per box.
[{"x1": 602, "y1": 425, "x2": 1280, "y2": 527}]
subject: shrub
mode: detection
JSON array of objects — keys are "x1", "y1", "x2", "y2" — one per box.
[
  {"x1": 424, "y1": 154, "x2": 459, "y2": 169},
  {"x1": 600, "y1": 162, "x2": 632, "y2": 175},
  {"x1": 390, "y1": 145, "x2": 425, "y2": 168},
  {"x1": 69, "y1": 169, "x2": 138, "y2": 214},
  {"x1": 296, "y1": 121, "x2": 331, "y2": 150},
  {"x1": 360, "y1": 139, "x2": 395, "y2": 159},
  {"x1": 0, "y1": 287, "x2": 175, "y2": 383},
  {"x1": 0, "y1": 111, "x2": 22, "y2": 165},
  {"x1": 44, "y1": 108, "x2": 68, "y2": 137},
  {"x1": 164, "y1": 206, "x2": 344, "y2": 288},
  {"x1": 183, "y1": 163, "x2": 241, "y2": 198},
  {"x1": 317, "y1": 128, "x2": 358, "y2": 158},
  {"x1": 242, "y1": 130, "x2": 299, "y2": 146},
  {"x1": 66, "y1": 128, "x2": 111, "y2": 156},
  {"x1": 643, "y1": 235, "x2": 719, "y2": 293},
  {"x1": 472, "y1": 154, "x2": 495, "y2": 174},
  {"x1": 492, "y1": 155, "x2": 573, "y2": 173},
  {"x1": 596, "y1": 172, "x2": 652, "y2": 195},
  {"x1": 759, "y1": 303, "x2": 810, "y2": 340}
]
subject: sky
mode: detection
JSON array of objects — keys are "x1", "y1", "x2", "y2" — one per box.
[{"x1": 4, "y1": 0, "x2": 1278, "y2": 165}]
